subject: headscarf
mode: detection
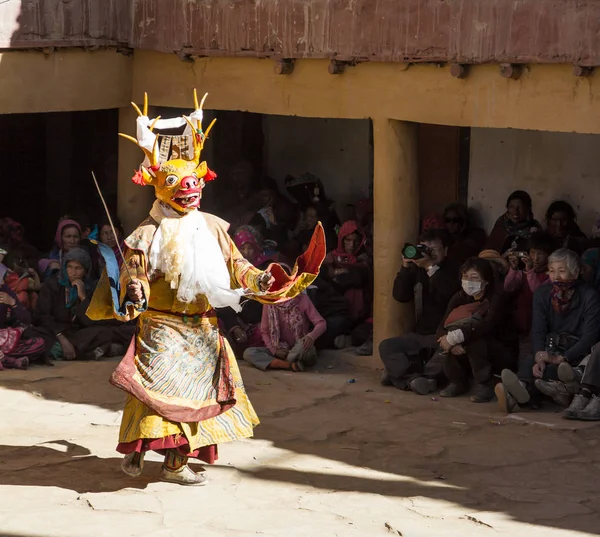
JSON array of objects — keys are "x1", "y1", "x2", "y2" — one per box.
[
  {"x1": 422, "y1": 214, "x2": 445, "y2": 232},
  {"x1": 58, "y1": 247, "x2": 91, "y2": 310},
  {"x1": 550, "y1": 280, "x2": 577, "y2": 314},
  {"x1": 582, "y1": 248, "x2": 600, "y2": 288},
  {"x1": 333, "y1": 220, "x2": 366, "y2": 264},
  {"x1": 54, "y1": 219, "x2": 82, "y2": 251},
  {"x1": 265, "y1": 295, "x2": 309, "y2": 351},
  {"x1": 502, "y1": 191, "x2": 541, "y2": 242},
  {"x1": 39, "y1": 219, "x2": 83, "y2": 275},
  {"x1": 233, "y1": 226, "x2": 271, "y2": 267}
]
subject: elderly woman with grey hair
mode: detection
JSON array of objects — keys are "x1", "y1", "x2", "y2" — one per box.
[{"x1": 496, "y1": 248, "x2": 600, "y2": 413}]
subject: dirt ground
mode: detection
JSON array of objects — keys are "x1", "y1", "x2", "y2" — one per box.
[{"x1": 1, "y1": 350, "x2": 599, "y2": 537}]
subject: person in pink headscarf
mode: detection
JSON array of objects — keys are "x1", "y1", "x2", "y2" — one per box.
[
  {"x1": 38, "y1": 219, "x2": 82, "y2": 279},
  {"x1": 232, "y1": 225, "x2": 275, "y2": 269},
  {"x1": 323, "y1": 220, "x2": 372, "y2": 321},
  {"x1": 218, "y1": 226, "x2": 276, "y2": 354}
]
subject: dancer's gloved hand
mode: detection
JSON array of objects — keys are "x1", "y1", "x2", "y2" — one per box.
[
  {"x1": 127, "y1": 279, "x2": 144, "y2": 303},
  {"x1": 258, "y1": 272, "x2": 275, "y2": 292}
]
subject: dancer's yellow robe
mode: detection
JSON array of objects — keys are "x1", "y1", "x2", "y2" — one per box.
[{"x1": 88, "y1": 213, "x2": 324, "y2": 452}]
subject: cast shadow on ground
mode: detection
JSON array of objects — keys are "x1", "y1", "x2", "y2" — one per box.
[
  {"x1": 2, "y1": 360, "x2": 600, "y2": 534},
  {"x1": 0, "y1": 441, "x2": 159, "y2": 494}
]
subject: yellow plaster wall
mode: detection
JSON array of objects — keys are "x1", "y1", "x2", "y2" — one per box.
[
  {"x1": 134, "y1": 51, "x2": 600, "y2": 135},
  {"x1": 0, "y1": 50, "x2": 132, "y2": 114},
  {"x1": 372, "y1": 118, "x2": 419, "y2": 347},
  {"x1": 0, "y1": 48, "x2": 598, "y2": 133}
]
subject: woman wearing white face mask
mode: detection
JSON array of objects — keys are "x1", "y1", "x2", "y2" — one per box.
[{"x1": 434, "y1": 257, "x2": 519, "y2": 402}]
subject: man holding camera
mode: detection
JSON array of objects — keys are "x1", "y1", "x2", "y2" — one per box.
[{"x1": 379, "y1": 229, "x2": 460, "y2": 390}]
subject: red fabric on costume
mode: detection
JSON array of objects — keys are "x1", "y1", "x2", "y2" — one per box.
[{"x1": 117, "y1": 435, "x2": 218, "y2": 464}]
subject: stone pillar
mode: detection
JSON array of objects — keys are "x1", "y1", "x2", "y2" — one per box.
[
  {"x1": 372, "y1": 118, "x2": 419, "y2": 357},
  {"x1": 117, "y1": 106, "x2": 155, "y2": 235}
]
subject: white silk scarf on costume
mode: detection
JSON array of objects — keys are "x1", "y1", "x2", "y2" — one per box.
[{"x1": 148, "y1": 201, "x2": 245, "y2": 311}]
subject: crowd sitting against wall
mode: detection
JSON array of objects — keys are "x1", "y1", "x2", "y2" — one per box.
[
  {"x1": 380, "y1": 189, "x2": 600, "y2": 421},
  {"x1": 0, "y1": 163, "x2": 374, "y2": 375},
  {"x1": 0, "y1": 214, "x2": 135, "y2": 370},
  {"x1": 6, "y1": 163, "x2": 599, "y2": 422}
]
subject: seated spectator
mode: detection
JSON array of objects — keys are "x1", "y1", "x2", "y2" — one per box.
[
  {"x1": 435, "y1": 258, "x2": 518, "y2": 402},
  {"x1": 249, "y1": 191, "x2": 299, "y2": 254},
  {"x1": 545, "y1": 200, "x2": 587, "y2": 254},
  {"x1": 323, "y1": 220, "x2": 372, "y2": 322},
  {"x1": 0, "y1": 245, "x2": 6, "y2": 281},
  {"x1": 222, "y1": 160, "x2": 261, "y2": 231},
  {"x1": 0, "y1": 217, "x2": 40, "y2": 272},
  {"x1": 421, "y1": 214, "x2": 445, "y2": 233},
  {"x1": 496, "y1": 249, "x2": 600, "y2": 413},
  {"x1": 443, "y1": 203, "x2": 487, "y2": 265},
  {"x1": 352, "y1": 198, "x2": 374, "y2": 258},
  {"x1": 33, "y1": 248, "x2": 133, "y2": 361},
  {"x1": 295, "y1": 203, "x2": 338, "y2": 253},
  {"x1": 96, "y1": 215, "x2": 125, "y2": 271},
  {"x1": 581, "y1": 248, "x2": 600, "y2": 291},
  {"x1": 379, "y1": 229, "x2": 460, "y2": 390},
  {"x1": 3, "y1": 248, "x2": 42, "y2": 310},
  {"x1": 39, "y1": 219, "x2": 82, "y2": 278},
  {"x1": 504, "y1": 232, "x2": 556, "y2": 334},
  {"x1": 243, "y1": 293, "x2": 326, "y2": 372},
  {"x1": 217, "y1": 226, "x2": 273, "y2": 354},
  {"x1": 560, "y1": 342, "x2": 600, "y2": 421},
  {"x1": 584, "y1": 217, "x2": 600, "y2": 250},
  {"x1": 286, "y1": 171, "x2": 340, "y2": 243},
  {"x1": 306, "y1": 274, "x2": 353, "y2": 350},
  {"x1": 486, "y1": 190, "x2": 542, "y2": 254},
  {"x1": 478, "y1": 249, "x2": 510, "y2": 282},
  {"x1": 233, "y1": 226, "x2": 276, "y2": 269},
  {"x1": 0, "y1": 278, "x2": 47, "y2": 370}
]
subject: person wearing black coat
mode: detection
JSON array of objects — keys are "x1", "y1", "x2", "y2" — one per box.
[{"x1": 379, "y1": 229, "x2": 460, "y2": 390}]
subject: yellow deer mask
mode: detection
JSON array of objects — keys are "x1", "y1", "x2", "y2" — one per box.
[{"x1": 119, "y1": 90, "x2": 217, "y2": 214}]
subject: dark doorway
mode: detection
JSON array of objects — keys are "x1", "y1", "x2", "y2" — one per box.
[
  {"x1": 0, "y1": 109, "x2": 118, "y2": 251},
  {"x1": 417, "y1": 124, "x2": 470, "y2": 221}
]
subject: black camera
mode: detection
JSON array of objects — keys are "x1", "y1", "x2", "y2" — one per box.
[{"x1": 402, "y1": 243, "x2": 432, "y2": 260}]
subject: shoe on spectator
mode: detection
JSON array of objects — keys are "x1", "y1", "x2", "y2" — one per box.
[
  {"x1": 109, "y1": 343, "x2": 126, "y2": 357},
  {"x1": 380, "y1": 370, "x2": 393, "y2": 386},
  {"x1": 410, "y1": 377, "x2": 437, "y2": 395},
  {"x1": 500, "y1": 369, "x2": 530, "y2": 405},
  {"x1": 334, "y1": 335, "x2": 353, "y2": 350},
  {"x1": 302, "y1": 347, "x2": 317, "y2": 368},
  {"x1": 558, "y1": 362, "x2": 583, "y2": 384},
  {"x1": 287, "y1": 341, "x2": 304, "y2": 363},
  {"x1": 291, "y1": 359, "x2": 305, "y2": 372},
  {"x1": 439, "y1": 383, "x2": 468, "y2": 398},
  {"x1": 563, "y1": 393, "x2": 591, "y2": 419},
  {"x1": 470, "y1": 383, "x2": 494, "y2": 403},
  {"x1": 92, "y1": 347, "x2": 105, "y2": 361},
  {"x1": 576, "y1": 395, "x2": 600, "y2": 421},
  {"x1": 495, "y1": 383, "x2": 519, "y2": 413},
  {"x1": 356, "y1": 339, "x2": 373, "y2": 356},
  {"x1": 534, "y1": 379, "x2": 572, "y2": 407}
]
